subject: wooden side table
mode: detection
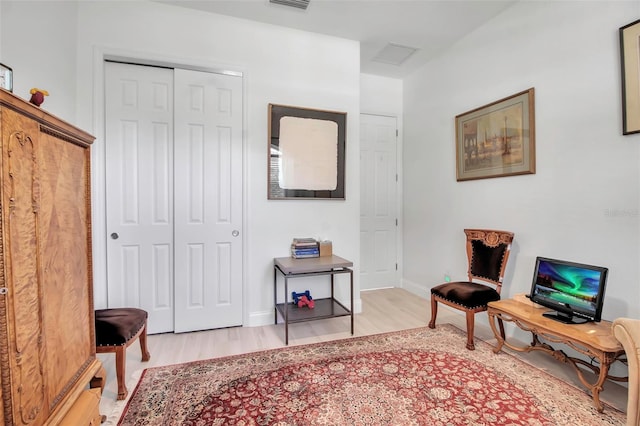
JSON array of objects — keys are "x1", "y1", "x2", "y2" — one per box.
[
  {"x1": 274, "y1": 255, "x2": 354, "y2": 344},
  {"x1": 487, "y1": 296, "x2": 627, "y2": 413}
]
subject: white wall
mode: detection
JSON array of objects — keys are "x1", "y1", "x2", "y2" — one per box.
[
  {"x1": 1, "y1": 1, "x2": 78, "y2": 120},
  {"x1": 361, "y1": 73, "x2": 402, "y2": 116},
  {"x1": 1, "y1": 1, "x2": 361, "y2": 327},
  {"x1": 403, "y1": 1, "x2": 640, "y2": 325}
]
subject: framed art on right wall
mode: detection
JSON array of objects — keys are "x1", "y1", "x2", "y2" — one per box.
[
  {"x1": 620, "y1": 19, "x2": 640, "y2": 135},
  {"x1": 455, "y1": 88, "x2": 535, "y2": 181}
]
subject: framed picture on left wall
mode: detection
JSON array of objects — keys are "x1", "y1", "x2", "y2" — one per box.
[{"x1": 268, "y1": 104, "x2": 347, "y2": 200}]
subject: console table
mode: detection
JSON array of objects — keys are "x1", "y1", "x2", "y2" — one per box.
[
  {"x1": 274, "y1": 255, "x2": 354, "y2": 345},
  {"x1": 487, "y1": 296, "x2": 627, "y2": 413}
]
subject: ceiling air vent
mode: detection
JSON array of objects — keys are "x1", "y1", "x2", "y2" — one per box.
[
  {"x1": 269, "y1": 0, "x2": 310, "y2": 10},
  {"x1": 372, "y1": 43, "x2": 418, "y2": 66}
]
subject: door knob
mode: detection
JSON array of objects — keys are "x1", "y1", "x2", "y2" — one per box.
[
  {"x1": 232, "y1": 230, "x2": 239, "y2": 237},
  {"x1": 110, "y1": 232, "x2": 119, "y2": 240}
]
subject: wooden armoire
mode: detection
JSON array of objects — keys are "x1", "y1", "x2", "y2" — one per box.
[{"x1": 0, "y1": 89, "x2": 104, "y2": 425}]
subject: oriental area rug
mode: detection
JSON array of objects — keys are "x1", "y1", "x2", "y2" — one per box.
[{"x1": 117, "y1": 325, "x2": 625, "y2": 425}]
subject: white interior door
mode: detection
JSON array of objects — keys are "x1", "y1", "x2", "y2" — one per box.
[
  {"x1": 105, "y1": 62, "x2": 243, "y2": 334},
  {"x1": 105, "y1": 62, "x2": 175, "y2": 333},
  {"x1": 360, "y1": 113, "x2": 399, "y2": 290},
  {"x1": 173, "y1": 68, "x2": 243, "y2": 333}
]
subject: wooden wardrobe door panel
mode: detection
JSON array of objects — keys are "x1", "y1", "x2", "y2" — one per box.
[
  {"x1": 38, "y1": 129, "x2": 94, "y2": 407},
  {"x1": 0, "y1": 89, "x2": 100, "y2": 426},
  {"x1": 1, "y1": 108, "x2": 49, "y2": 425}
]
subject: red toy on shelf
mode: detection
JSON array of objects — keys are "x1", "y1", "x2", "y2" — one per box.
[
  {"x1": 292, "y1": 290, "x2": 315, "y2": 309},
  {"x1": 29, "y1": 87, "x2": 49, "y2": 107}
]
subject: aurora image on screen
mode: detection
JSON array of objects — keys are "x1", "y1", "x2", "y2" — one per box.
[{"x1": 533, "y1": 260, "x2": 602, "y2": 314}]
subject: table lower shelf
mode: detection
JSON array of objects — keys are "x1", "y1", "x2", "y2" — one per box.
[{"x1": 275, "y1": 298, "x2": 350, "y2": 323}]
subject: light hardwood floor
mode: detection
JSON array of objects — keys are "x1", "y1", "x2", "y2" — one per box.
[{"x1": 98, "y1": 288, "x2": 628, "y2": 423}]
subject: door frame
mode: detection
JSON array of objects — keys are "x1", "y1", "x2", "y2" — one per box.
[{"x1": 90, "y1": 47, "x2": 249, "y2": 326}]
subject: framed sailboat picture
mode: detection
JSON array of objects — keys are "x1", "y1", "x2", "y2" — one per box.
[{"x1": 455, "y1": 88, "x2": 536, "y2": 181}]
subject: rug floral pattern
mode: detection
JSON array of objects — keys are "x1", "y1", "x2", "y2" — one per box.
[{"x1": 118, "y1": 325, "x2": 625, "y2": 425}]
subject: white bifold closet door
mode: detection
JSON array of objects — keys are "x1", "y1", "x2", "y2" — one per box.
[{"x1": 105, "y1": 61, "x2": 243, "y2": 334}]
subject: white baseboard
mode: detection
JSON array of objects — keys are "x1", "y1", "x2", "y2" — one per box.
[{"x1": 400, "y1": 278, "x2": 429, "y2": 299}]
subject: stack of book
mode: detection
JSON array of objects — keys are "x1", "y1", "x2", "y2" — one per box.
[{"x1": 290, "y1": 238, "x2": 319, "y2": 258}]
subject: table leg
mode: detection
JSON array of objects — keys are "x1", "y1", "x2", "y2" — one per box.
[
  {"x1": 497, "y1": 317, "x2": 505, "y2": 341},
  {"x1": 570, "y1": 351, "x2": 619, "y2": 413},
  {"x1": 350, "y1": 269, "x2": 354, "y2": 335},
  {"x1": 274, "y1": 267, "x2": 278, "y2": 325},
  {"x1": 590, "y1": 359, "x2": 610, "y2": 413},
  {"x1": 487, "y1": 310, "x2": 505, "y2": 354},
  {"x1": 331, "y1": 273, "x2": 335, "y2": 315},
  {"x1": 284, "y1": 275, "x2": 289, "y2": 345}
]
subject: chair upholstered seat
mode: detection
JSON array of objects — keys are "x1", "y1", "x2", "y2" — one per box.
[
  {"x1": 95, "y1": 308, "x2": 147, "y2": 346},
  {"x1": 430, "y1": 281, "x2": 500, "y2": 309},
  {"x1": 95, "y1": 308, "x2": 150, "y2": 400}
]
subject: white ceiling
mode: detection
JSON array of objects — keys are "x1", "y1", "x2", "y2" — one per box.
[{"x1": 157, "y1": 0, "x2": 518, "y2": 79}]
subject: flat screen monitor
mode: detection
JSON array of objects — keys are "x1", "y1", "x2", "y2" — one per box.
[{"x1": 528, "y1": 256, "x2": 608, "y2": 324}]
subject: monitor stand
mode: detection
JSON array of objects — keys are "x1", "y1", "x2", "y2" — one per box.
[{"x1": 542, "y1": 311, "x2": 589, "y2": 325}]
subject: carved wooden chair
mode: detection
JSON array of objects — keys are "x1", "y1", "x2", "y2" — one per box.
[
  {"x1": 428, "y1": 229, "x2": 514, "y2": 350},
  {"x1": 95, "y1": 308, "x2": 151, "y2": 400}
]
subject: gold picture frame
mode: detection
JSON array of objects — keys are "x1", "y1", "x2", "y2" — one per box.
[
  {"x1": 268, "y1": 104, "x2": 347, "y2": 200},
  {"x1": 455, "y1": 88, "x2": 535, "y2": 181},
  {"x1": 620, "y1": 19, "x2": 640, "y2": 135}
]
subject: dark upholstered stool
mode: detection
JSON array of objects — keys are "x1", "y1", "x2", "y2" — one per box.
[{"x1": 95, "y1": 308, "x2": 150, "y2": 400}]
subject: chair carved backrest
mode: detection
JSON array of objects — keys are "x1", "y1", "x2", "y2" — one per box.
[{"x1": 464, "y1": 229, "x2": 514, "y2": 294}]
